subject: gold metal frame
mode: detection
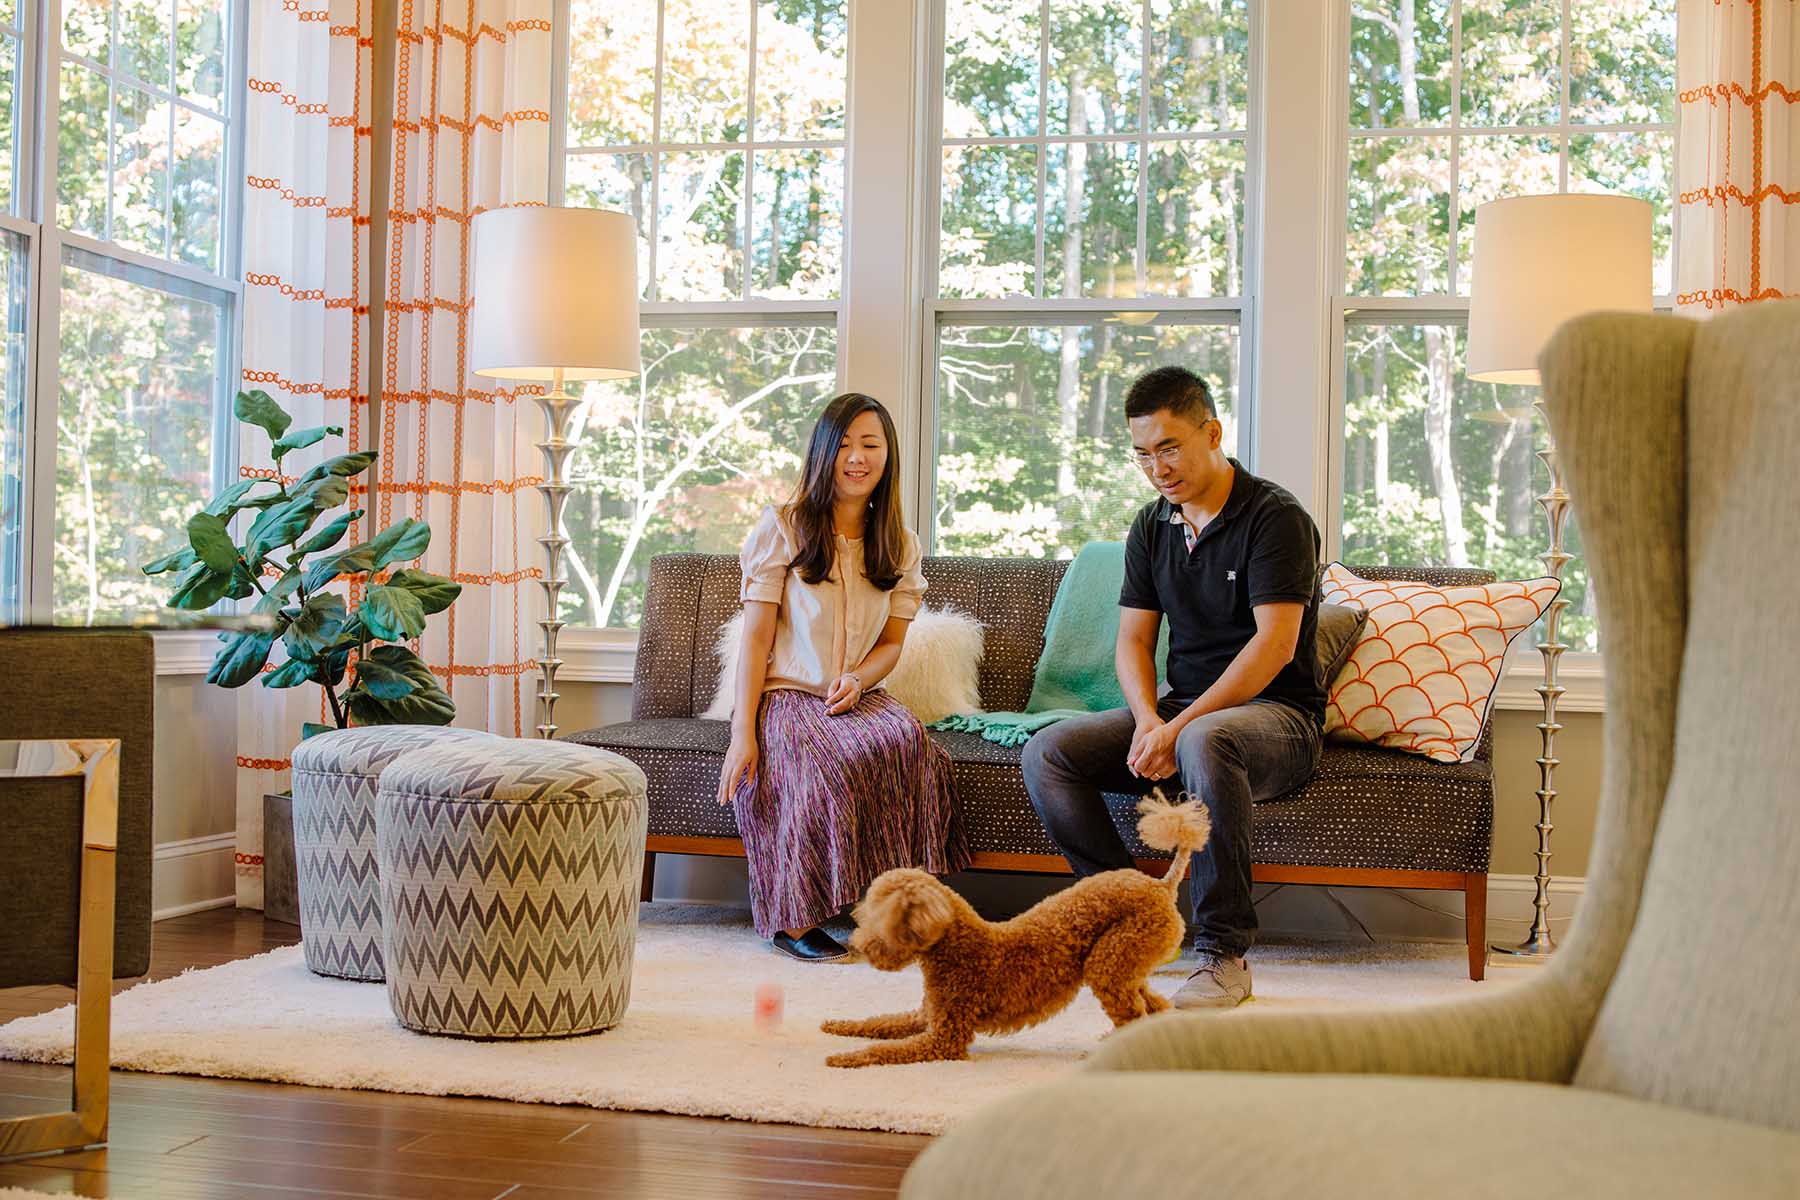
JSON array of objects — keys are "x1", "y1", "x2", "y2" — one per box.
[{"x1": 0, "y1": 738, "x2": 119, "y2": 1160}]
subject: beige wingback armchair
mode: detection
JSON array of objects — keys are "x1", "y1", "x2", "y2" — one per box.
[{"x1": 901, "y1": 302, "x2": 1800, "y2": 1198}]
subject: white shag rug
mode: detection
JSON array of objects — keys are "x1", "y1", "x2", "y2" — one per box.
[{"x1": 0, "y1": 904, "x2": 1506, "y2": 1135}]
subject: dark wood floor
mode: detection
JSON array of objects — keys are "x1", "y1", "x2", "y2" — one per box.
[{"x1": 0, "y1": 909, "x2": 927, "y2": 1199}]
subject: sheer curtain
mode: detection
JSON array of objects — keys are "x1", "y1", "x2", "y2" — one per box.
[
  {"x1": 379, "y1": 0, "x2": 554, "y2": 738},
  {"x1": 235, "y1": 0, "x2": 373, "y2": 908},
  {"x1": 1678, "y1": 0, "x2": 1800, "y2": 311}
]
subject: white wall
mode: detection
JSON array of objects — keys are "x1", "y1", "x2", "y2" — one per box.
[{"x1": 149, "y1": 673, "x2": 238, "y2": 918}]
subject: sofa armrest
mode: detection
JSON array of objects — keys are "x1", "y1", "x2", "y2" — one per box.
[{"x1": 1090, "y1": 972, "x2": 1586, "y2": 1083}]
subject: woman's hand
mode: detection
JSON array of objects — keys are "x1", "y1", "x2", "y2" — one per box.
[
  {"x1": 718, "y1": 733, "x2": 760, "y2": 806},
  {"x1": 824, "y1": 672, "x2": 865, "y2": 715}
]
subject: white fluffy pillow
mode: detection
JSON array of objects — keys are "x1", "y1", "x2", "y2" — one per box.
[{"x1": 702, "y1": 604, "x2": 986, "y2": 724}]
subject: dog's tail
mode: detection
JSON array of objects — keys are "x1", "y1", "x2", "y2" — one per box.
[{"x1": 1136, "y1": 789, "x2": 1211, "y2": 891}]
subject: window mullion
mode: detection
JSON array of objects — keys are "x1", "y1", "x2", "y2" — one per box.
[
  {"x1": 743, "y1": 0, "x2": 757, "y2": 301},
  {"x1": 1033, "y1": 0, "x2": 1047, "y2": 299},
  {"x1": 647, "y1": 0, "x2": 665, "y2": 303},
  {"x1": 1135, "y1": 0, "x2": 1148, "y2": 295},
  {"x1": 1448, "y1": 0, "x2": 1462, "y2": 293}
]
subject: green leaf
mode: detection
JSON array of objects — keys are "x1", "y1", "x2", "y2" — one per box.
[
  {"x1": 359, "y1": 585, "x2": 427, "y2": 641},
  {"x1": 285, "y1": 593, "x2": 348, "y2": 658},
  {"x1": 270, "y1": 424, "x2": 342, "y2": 461},
  {"x1": 227, "y1": 563, "x2": 259, "y2": 600},
  {"x1": 264, "y1": 656, "x2": 316, "y2": 689},
  {"x1": 368, "y1": 518, "x2": 431, "y2": 570},
  {"x1": 168, "y1": 561, "x2": 234, "y2": 610},
  {"x1": 302, "y1": 544, "x2": 375, "y2": 595},
  {"x1": 186, "y1": 512, "x2": 240, "y2": 574},
  {"x1": 294, "y1": 509, "x2": 363, "y2": 557},
  {"x1": 290, "y1": 474, "x2": 350, "y2": 512},
  {"x1": 203, "y1": 478, "x2": 282, "y2": 518},
  {"x1": 385, "y1": 568, "x2": 461, "y2": 615},
  {"x1": 346, "y1": 645, "x2": 455, "y2": 725},
  {"x1": 245, "y1": 493, "x2": 323, "y2": 563},
  {"x1": 295, "y1": 451, "x2": 378, "y2": 487},
  {"x1": 207, "y1": 631, "x2": 276, "y2": 688},
  {"x1": 142, "y1": 546, "x2": 197, "y2": 576},
  {"x1": 256, "y1": 567, "x2": 304, "y2": 612},
  {"x1": 297, "y1": 513, "x2": 419, "y2": 593},
  {"x1": 316, "y1": 648, "x2": 352, "y2": 688},
  {"x1": 234, "y1": 390, "x2": 293, "y2": 441},
  {"x1": 300, "y1": 721, "x2": 336, "y2": 740},
  {"x1": 349, "y1": 652, "x2": 418, "y2": 700}
]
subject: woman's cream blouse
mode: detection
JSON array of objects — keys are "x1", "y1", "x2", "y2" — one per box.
[{"x1": 738, "y1": 505, "x2": 927, "y2": 697}]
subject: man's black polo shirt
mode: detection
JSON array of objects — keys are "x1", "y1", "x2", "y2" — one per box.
[{"x1": 1120, "y1": 459, "x2": 1325, "y2": 724}]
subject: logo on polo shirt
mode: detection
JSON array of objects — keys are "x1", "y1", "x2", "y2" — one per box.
[{"x1": 1227, "y1": 570, "x2": 1237, "y2": 581}]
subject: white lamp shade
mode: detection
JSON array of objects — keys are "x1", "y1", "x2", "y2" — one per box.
[
  {"x1": 1466, "y1": 193, "x2": 1653, "y2": 385},
  {"x1": 468, "y1": 207, "x2": 642, "y2": 381}
]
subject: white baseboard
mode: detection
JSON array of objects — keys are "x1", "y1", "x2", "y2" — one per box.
[
  {"x1": 152, "y1": 832, "x2": 237, "y2": 922},
  {"x1": 1255, "y1": 872, "x2": 1585, "y2": 944}
]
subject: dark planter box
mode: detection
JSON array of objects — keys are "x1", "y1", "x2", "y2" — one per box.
[{"x1": 262, "y1": 792, "x2": 300, "y2": 927}]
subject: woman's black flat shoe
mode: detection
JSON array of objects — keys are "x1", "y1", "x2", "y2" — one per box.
[{"x1": 771, "y1": 928, "x2": 850, "y2": 962}]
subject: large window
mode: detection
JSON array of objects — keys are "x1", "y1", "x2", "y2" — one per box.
[
  {"x1": 559, "y1": 0, "x2": 846, "y2": 627},
  {"x1": 0, "y1": 0, "x2": 241, "y2": 625},
  {"x1": 930, "y1": 0, "x2": 1253, "y2": 558},
  {"x1": 1337, "y1": 0, "x2": 1676, "y2": 653}
]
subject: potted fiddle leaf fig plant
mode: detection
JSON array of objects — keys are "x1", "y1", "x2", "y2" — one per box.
[{"x1": 143, "y1": 389, "x2": 461, "y2": 729}]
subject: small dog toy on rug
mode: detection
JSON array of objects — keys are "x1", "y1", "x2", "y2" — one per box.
[{"x1": 820, "y1": 789, "x2": 1209, "y2": 1068}]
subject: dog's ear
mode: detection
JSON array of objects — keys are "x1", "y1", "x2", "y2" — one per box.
[
  {"x1": 862, "y1": 870, "x2": 954, "y2": 953},
  {"x1": 892, "y1": 873, "x2": 955, "y2": 952}
]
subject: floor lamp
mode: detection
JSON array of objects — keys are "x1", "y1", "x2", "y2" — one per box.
[
  {"x1": 468, "y1": 207, "x2": 642, "y2": 739},
  {"x1": 1466, "y1": 193, "x2": 1652, "y2": 960}
]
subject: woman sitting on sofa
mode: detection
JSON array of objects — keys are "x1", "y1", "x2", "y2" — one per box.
[{"x1": 716, "y1": 392, "x2": 971, "y2": 961}]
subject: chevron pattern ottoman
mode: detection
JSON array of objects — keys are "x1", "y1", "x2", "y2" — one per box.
[
  {"x1": 291, "y1": 726, "x2": 494, "y2": 981},
  {"x1": 376, "y1": 738, "x2": 649, "y2": 1039}
]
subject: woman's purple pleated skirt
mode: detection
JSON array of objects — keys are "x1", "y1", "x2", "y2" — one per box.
[{"x1": 732, "y1": 687, "x2": 971, "y2": 938}]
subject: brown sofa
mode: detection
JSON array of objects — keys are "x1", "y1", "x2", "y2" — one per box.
[{"x1": 567, "y1": 554, "x2": 1496, "y2": 979}]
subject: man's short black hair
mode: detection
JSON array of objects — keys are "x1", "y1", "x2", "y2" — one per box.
[{"x1": 1125, "y1": 365, "x2": 1216, "y2": 425}]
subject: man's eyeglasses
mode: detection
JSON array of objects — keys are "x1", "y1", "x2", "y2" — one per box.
[{"x1": 1129, "y1": 430, "x2": 1202, "y2": 470}]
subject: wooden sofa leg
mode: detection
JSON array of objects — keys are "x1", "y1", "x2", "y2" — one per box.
[
  {"x1": 641, "y1": 851, "x2": 657, "y2": 903},
  {"x1": 1464, "y1": 872, "x2": 1487, "y2": 981}
]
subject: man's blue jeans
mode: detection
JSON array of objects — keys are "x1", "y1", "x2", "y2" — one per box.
[{"x1": 1021, "y1": 697, "x2": 1322, "y2": 958}]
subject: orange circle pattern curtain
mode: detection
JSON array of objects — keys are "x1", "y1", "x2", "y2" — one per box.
[
  {"x1": 235, "y1": 0, "x2": 373, "y2": 908},
  {"x1": 1678, "y1": 0, "x2": 1800, "y2": 310},
  {"x1": 378, "y1": 0, "x2": 553, "y2": 738}
]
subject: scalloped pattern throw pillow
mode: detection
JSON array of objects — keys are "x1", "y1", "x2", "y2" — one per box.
[{"x1": 1320, "y1": 562, "x2": 1561, "y2": 763}]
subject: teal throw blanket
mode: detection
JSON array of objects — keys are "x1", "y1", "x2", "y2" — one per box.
[{"x1": 931, "y1": 541, "x2": 1168, "y2": 747}]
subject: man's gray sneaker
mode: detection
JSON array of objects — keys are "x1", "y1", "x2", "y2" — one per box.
[{"x1": 1171, "y1": 953, "x2": 1252, "y2": 1009}]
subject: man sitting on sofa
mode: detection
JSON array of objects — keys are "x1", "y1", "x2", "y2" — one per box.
[{"x1": 1021, "y1": 365, "x2": 1325, "y2": 1009}]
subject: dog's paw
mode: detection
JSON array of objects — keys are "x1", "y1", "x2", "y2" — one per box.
[
  {"x1": 825, "y1": 1049, "x2": 876, "y2": 1069},
  {"x1": 819, "y1": 1018, "x2": 861, "y2": 1037}
]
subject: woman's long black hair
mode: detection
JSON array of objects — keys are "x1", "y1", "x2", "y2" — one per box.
[{"x1": 784, "y1": 393, "x2": 906, "y2": 590}]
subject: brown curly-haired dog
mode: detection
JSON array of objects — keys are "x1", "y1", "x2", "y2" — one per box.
[{"x1": 821, "y1": 791, "x2": 1209, "y2": 1068}]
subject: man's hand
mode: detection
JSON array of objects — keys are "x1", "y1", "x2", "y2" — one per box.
[
  {"x1": 1128, "y1": 717, "x2": 1180, "y2": 780},
  {"x1": 717, "y1": 734, "x2": 759, "y2": 806},
  {"x1": 824, "y1": 672, "x2": 865, "y2": 715}
]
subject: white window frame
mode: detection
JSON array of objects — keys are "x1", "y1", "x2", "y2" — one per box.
[
  {"x1": 10, "y1": 0, "x2": 248, "y2": 674},
  {"x1": 1319, "y1": 0, "x2": 1672, "y2": 711},
  {"x1": 553, "y1": 0, "x2": 1629, "y2": 710},
  {"x1": 916, "y1": 0, "x2": 1262, "y2": 543},
  {"x1": 552, "y1": 0, "x2": 854, "y2": 676}
]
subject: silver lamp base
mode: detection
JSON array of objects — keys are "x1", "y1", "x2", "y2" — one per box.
[
  {"x1": 1489, "y1": 394, "x2": 1570, "y2": 967},
  {"x1": 532, "y1": 368, "x2": 577, "y2": 740}
]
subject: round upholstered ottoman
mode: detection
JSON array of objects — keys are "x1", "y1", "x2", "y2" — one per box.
[
  {"x1": 376, "y1": 738, "x2": 648, "y2": 1038},
  {"x1": 291, "y1": 726, "x2": 494, "y2": 981}
]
